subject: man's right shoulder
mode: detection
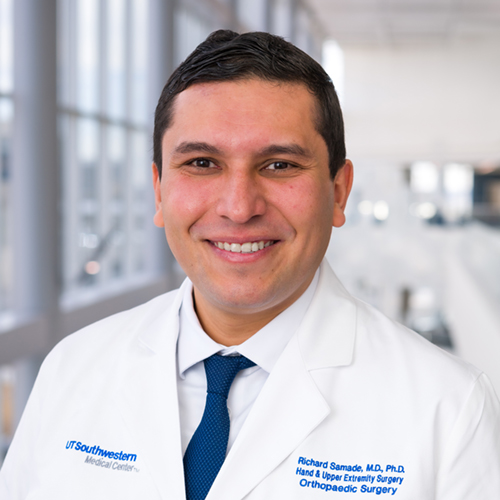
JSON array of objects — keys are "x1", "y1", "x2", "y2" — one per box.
[{"x1": 49, "y1": 288, "x2": 180, "y2": 363}]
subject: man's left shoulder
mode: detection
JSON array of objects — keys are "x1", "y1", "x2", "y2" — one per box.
[{"x1": 354, "y1": 297, "x2": 483, "y2": 392}]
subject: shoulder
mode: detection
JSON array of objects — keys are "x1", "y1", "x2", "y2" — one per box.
[
  {"x1": 62, "y1": 288, "x2": 178, "y2": 347},
  {"x1": 312, "y1": 261, "x2": 482, "y2": 389},
  {"x1": 41, "y1": 288, "x2": 180, "y2": 375},
  {"x1": 353, "y1": 297, "x2": 482, "y2": 391}
]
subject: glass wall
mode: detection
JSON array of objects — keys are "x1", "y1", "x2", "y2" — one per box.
[
  {"x1": 236, "y1": 0, "x2": 267, "y2": 32},
  {"x1": 0, "y1": 0, "x2": 13, "y2": 321},
  {"x1": 59, "y1": 0, "x2": 151, "y2": 305},
  {"x1": 174, "y1": 7, "x2": 213, "y2": 67},
  {"x1": 271, "y1": 0, "x2": 293, "y2": 39}
]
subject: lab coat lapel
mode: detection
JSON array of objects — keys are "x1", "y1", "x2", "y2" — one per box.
[
  {"x1": 207, "y1": 334, "x2": 330, "y2": 500},
  {"x1": 114, "y1": 282, "x2": 188, "y2": 500},
  {"x1": 206, "y1": 261, "x2": 356, "y2": 500},
  {"x1": 298, "y1": 260, "x2": 357, "y2": 371}
]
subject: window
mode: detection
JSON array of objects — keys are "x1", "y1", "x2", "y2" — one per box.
[
  {"x1": 59, "y1": 0, "x2": 151, "y2": 305},
  {"x1": 295, "y1": 5, "x2": 311, "y2": 53},
  {"x1": 236, "y1": 0, "x2": 267, "y2": 32},
  {"x1": 0, "y1": 0, "x2": 13, "y2": 320},
  {"x1": 271, "y1": 0, "x2": 293, "y2": 40},
  {"x1": 322, "y1": 39, "x2": 345, "y2": 103},
  {"x1": 174, "y1": 7, "x2": 213, "y2": 67}
]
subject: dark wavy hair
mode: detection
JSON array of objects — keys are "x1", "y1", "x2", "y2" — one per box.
[{"x1": 153, "y1": 30, "x2": 345, "y2": 179}]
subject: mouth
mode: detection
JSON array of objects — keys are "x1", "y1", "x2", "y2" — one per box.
[{"x1": 211, "y1": 240, "x2": 276, "y2": 254}]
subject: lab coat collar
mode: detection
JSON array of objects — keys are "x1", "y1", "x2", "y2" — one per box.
[
  {"x1": 297, "y1": 259, "x2": 357, "y2": 370},
  {"x1": 177, "y1": 282, "x2": 231, "y2": 378},
  {"x1": 136, "y1": 276, "x2": 188, "y2": 354},
  {"x1": 177, "y1": 267, "x2": 320, "y2": 377}
]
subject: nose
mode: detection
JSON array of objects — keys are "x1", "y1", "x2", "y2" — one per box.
[{"x1": 215, "y1": 170, "x2": 266, "y2": 223}]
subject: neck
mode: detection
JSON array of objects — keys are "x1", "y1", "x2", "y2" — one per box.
[{"x1": 192, "y1": 281, "x2": 313, "y2": 346}]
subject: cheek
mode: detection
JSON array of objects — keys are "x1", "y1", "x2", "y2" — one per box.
[
  {"x1": 162, "y1": 175, "x2": 213, "y2": 226},
  {"x1": 272, "y1": 180, "x2": 334, "y2": 230}
]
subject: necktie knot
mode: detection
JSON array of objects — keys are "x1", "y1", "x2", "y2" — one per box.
[{"x1": 204, "y1": 354, "x2": 256, "y2": 398}]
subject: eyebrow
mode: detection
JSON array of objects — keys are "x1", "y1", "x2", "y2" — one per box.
[
  {"x1": 172, "y1": 141, "x2": 313, "y2": 159},
  {"x1": 172, "y1": 142, "x2": 222, "y2": 156},
  {"x1": 257, "y1": 144, "x2": 313, "y2": 159}
]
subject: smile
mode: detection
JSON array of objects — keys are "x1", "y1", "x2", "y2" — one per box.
[{"x1": 212, "y1": 241, "x2": 275, "y2": 254}]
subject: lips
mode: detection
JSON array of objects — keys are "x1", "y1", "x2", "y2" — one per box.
[{"x1": 212, "y1": 240, "x2": 275, "y2": 253}]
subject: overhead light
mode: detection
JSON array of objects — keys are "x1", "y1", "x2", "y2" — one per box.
[
  {"x1": 443, "y1": 163, "x2": 473, "y2": 194},
  {"x1": 358, "y1": 200, "x2": 373, "y2": 215},
  {"x1": 85, "y1": 261, "x2": 101, "y2": 275},
  {"x1": 373, "y1": 201, "x2": 389, "y2": 221},
  {"x1": 410, "y1": 161, "x2": 439, "y2": 193},
  {"x1": 410, "y1": 202, "x2": 437, "y2": 219}
]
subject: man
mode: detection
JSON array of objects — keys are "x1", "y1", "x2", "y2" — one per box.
[{"x1": 1, "y1": 30, "x2": 499, "y2": 499}]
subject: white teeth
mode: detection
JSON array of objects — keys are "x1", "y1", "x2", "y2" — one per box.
[
  {"x1": 214, "y1": 240, "x2": 273, "y2": 254},
  {"x1": 241, "y1": 243, "x2": 252, "y2": 253}
]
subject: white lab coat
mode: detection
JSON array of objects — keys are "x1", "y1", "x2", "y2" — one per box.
[{"x1": 1, "y1": 261, "x2": 499, "y2": 499}]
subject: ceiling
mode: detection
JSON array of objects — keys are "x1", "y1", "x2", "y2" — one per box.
[{"x1": 306, "y1": 0, "x2": 500, "y2": 45}]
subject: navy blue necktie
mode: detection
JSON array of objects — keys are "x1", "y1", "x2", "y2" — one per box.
[{"x1": 183, "y1": 353, "x2": 256, "y2": 500}]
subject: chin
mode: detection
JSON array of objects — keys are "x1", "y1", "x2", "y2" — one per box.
[{"x1": 205, "y1": 283, "x2": 282, "y2": 314}]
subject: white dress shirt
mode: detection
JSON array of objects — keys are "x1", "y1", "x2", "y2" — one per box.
[{"x1": 176, "y1": 269, "x2": 319, "y2": 456}]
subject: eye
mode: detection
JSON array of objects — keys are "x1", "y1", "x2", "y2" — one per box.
[
  {"x1": 265, "y1": 161, "x2": 293, "y2": 171},
  {"x1": 189, "y1": 158, "x2": 216, "y2": 169}
]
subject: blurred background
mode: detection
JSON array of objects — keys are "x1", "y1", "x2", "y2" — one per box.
[{"x1": 1, "y1": 0, "x2": 499, "y2": 465}]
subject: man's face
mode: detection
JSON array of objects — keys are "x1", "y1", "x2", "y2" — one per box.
[{"x1": 153, "y1": 79, "x2": 351, "y2": 320}]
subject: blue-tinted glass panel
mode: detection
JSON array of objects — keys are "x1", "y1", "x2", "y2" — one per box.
[
  {"x1": 76, "y1": 118, "x2": 101, "y2": 287},
  {"x1": 106, "y1": 0, "x2": 126, "y2": 120},
  {"x1": 0, "y1": 0, "x2": 13, "y2": 93},
  {"x1": 174, "y1": 9, "x2": 212, "y2": 67},
  {"x1": 129, "y1": 131, "x2": 148, "y2": 273},
  {"x1": 236, "y1": 0, "x2": 266, "y2": 32},
  {"x1": 130, "y1": 0, "x2": 149, "y2": 125},
  {"x1": 76, "y1": 0, "x2": 100, "y2": 113},
  {"x1": 105, "y1": 125, "x2": 126, "y2": 279},
  {"x1": 0, "y1": 98, "x2": 13, "y2": 314}
]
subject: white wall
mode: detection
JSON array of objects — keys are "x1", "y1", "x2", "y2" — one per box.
[{"x1": 342, "y1": 37, "x2": 500, "y2": 164}]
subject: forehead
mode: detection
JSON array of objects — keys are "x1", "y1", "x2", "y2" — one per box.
[{"x1": 165, "y1": 79, "x2": 321, "y2": 149}]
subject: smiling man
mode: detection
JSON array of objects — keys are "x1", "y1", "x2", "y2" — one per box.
[
  {"x1": 153, "y1": 78, "x2": 348, "y2": 346},
  {"x1": 1, "y1": 30, "x2": 499, "y2": 500}
]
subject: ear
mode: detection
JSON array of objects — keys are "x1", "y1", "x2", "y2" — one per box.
[
  {"x1": 152, "y1": 163, "x2": 165, "y2": 228},
  {"x1": 332, "y1": 160, "x2": 354, "y2": 228}
]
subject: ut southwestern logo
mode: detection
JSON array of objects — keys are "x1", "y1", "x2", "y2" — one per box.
[{"x1": 66, "y1": 439, "x2": 137, "y2": 463}]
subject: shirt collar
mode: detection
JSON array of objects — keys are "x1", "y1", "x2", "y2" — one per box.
[{"x1": 177, "y1": 269, "x2": 319, "y2": 379}]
